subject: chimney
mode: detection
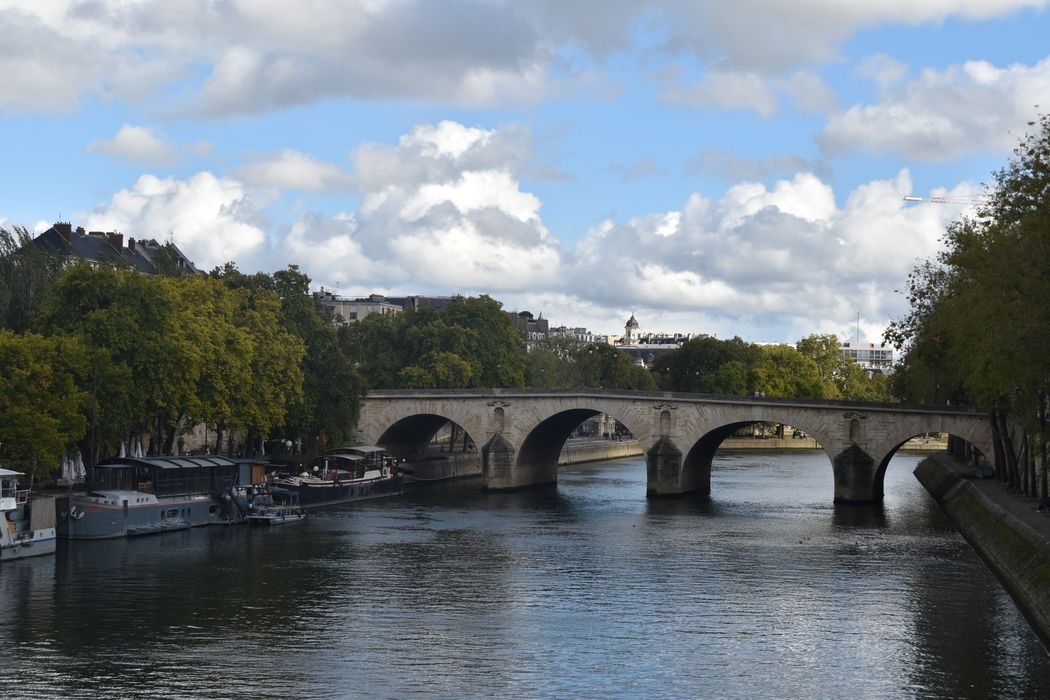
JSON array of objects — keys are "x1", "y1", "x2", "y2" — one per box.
[
  {"x1": 76, "y1": 226, "x2": 85, "y2": 236},
  {"x1": 107, "y1": 233, "x2": 124, "y2": 250},
  {"x1": 54, "y1": 222, "x2": 72, "y2": 242}
]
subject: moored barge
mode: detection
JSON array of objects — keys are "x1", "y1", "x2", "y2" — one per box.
[
  {"x1": 58, "y1": 456, "x2": 239, "y2": 539},
  {"x1": 270, "y1": 446, "x2": 402, "y2": 508}
]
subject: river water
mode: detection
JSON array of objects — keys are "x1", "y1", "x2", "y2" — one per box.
[{"x1": 2, "y1": 451, "x2": 1048, "y2": 699}]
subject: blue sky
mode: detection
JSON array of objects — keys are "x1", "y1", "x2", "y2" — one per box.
[{"x1": 1, "y1": 1, "x2": 1046, "y2": 343}]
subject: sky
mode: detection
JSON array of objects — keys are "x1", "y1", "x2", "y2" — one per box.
[{"x1": 1, "y1": 1, "x2": 1047, "y2": 344}]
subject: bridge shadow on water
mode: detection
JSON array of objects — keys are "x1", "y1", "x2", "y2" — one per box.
[{"x1": 831, "y1": 501, "x2": 889, "y2": 531}]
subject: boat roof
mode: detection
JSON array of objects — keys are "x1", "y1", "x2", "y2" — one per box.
[
  {"x1": 95, "y1": 456, "x2": 239, "y2": 470},
  {"x1": 321, "y1": 452, "x2": 364, "y2": 461},
  {"x1": 0, "y1": 467, "x2": 23, "y2": 477},
  {"x1": 326, "y1": 445, "x2": 386, "y2": 455}
]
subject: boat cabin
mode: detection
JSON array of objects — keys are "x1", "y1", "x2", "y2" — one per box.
[
  {"x1": 309, "y1": 446, "x2": 389, "y2": 478},
  {"x1": 90, "y1": 456, "x2": 240, "y2": 497},
  {"x1": 0, "y1": 467, "x2": 28, "y2": 511}
]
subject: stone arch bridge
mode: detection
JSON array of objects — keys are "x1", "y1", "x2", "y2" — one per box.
[{"x1": 357, "y1": 389, "x2": 992, "y2": 503}]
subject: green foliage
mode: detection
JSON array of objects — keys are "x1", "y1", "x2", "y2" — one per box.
[
  {"x1": 0, "y1": 226, "x2": 66, "y2": 332},
  {"x1": 0, "y1": 331, "x2": 89, "y2": 478},
  {"x1": 575, "y1": 342, "x2": 657, "y2": 390},
  {"x1": 652, "y1": 336, "x2": 761, "y2": 394},
  {"x1": 796, "y1": 333, "x2": 892, "y2": 400},
  {"x1": 37, "y1": 264, "x2": 174, "y2": 459},
  {"x1": 750, "y1": 344, "x2": 826, "y2": 398},
  {"x1": 213, "y1": 264, "x2": 361, "y2": 450},
  {"x1": 35, "y1": 263, "x2": 312, "y2": 459},
  {"x1": 886, "y1": 114, "x2": 1050, "y2": 495},
  {"x1": 343, "y1": 294, "x2": 525, "y2": 389}
]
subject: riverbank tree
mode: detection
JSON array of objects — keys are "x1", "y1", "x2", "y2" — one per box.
[
  {"x1": 37, "y1": 264, "x2": 305, "y2": 461},
  {"x1": 886, "y1": 114, "x2": 1050, "y2": 503},
  {"x1": 0, "y1": 331, "x2": 89, "y2": 478},
  {"x1": 0, "y1": 226, "x2": 65, "y2": 332},
  {"x1": 213, "y1": 264, "x2": 362, "y2": 453}
]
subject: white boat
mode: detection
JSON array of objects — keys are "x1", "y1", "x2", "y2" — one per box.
[
  {"x1": 246, "y1": 503, "x2": 306, "y2": 526},
  {"x1": 1, "y1": 467, "x2": 57, "y2": 561},
  {"x1": 242, "y1": 486, "x2": 306, "y2": 526}
]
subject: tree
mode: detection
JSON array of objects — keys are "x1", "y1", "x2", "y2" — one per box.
[
  {"x1": 343, "y1": 294, "x2": 526, "y2": 390},
  {"x1": 653, "y1": 336, "x2": 761, "y2": 394},
  {"x1": 398, "y1": 351, "x2": 475, "y2": 388},
  {"x1": 796, "y1": 333, "x2": 892, "y2": 400},
  {"x1": 442, "y1": 295, "x2": 525, "y2": 388},
  {"x1": 0, "y1": 226, "x2": 66, "y2": 332},
  {"x1": 750, "y1": 344, "x2": 826, "y2": 398},
  {"x1": 213, "y1": 264, "x2": 353, "y2": 452},
  {"x1": 37, "y1": 264, "x2": 177, "y2": 460},
  {"x1": 525, "y1": 337, "x2": 581, "y2": 388},
  {"x1": 886, "y1": 114, "x2": 1050, "y2": 500},
  {"x1": 0, "y1": 331, "x2": 89, "y2": 478}
]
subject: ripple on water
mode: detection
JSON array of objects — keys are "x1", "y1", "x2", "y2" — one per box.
[{"x1": 1, "y1": 452, "x2": 1048, "y2": 699}]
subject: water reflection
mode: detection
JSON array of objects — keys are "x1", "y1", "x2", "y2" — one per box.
[{"x1": 1, "y1": 452, "x2": 1047, "y2": 699}]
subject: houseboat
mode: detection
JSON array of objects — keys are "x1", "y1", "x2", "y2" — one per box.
[
  {"x1": 1, "y1": 467, "x2": 57, "y2": 561},
  {"x1": 270, "y1": 446, "x2": 402, "y2": 508},
  {"x1": 57, "y1": 455, "x2": 239, "y2": 539}
]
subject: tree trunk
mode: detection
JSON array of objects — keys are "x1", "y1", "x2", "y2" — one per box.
[
  {"x1": 1004, "y1": 414, "x2": 1021, "y2": 490},
  {"x1": 990, "y1": 413, "x2": 1007, "y2": 481},
  {"x1": 214, "y1": 423, "x2": 225, "y2": 456}
]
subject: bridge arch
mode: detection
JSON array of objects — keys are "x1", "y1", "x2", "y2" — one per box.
[
  {"x1": 659, "y1": 413, "x2": 839, "y2": 499},
  {"x1": 357, "y1": 402, "x2": 486, "y2": 463},
  {"x1": 487, "y1": 398, "x2": 648, "y2": 491},
  {"x1": 868, "y1": 420, "x2": 994, "y2": 501}
]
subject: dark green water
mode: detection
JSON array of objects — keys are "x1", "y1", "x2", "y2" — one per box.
[{"x1": 2, "y1": 451, "x2": 1048, "y2": 699}]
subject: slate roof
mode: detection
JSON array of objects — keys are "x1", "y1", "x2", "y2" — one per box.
[{"x1": 32, "y1": 223, "x2": 200, "y2": 276}]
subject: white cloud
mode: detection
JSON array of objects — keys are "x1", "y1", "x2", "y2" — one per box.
[
  {"x1": 282, "y1": 120, "x2": 563, "y2": 293},
  {"x1": 78, "y1": 122, "x2": 968, "y2": 344},
  {"x1": 81, "y1": 172, "x2": 271, "y2": 272},
  {"x1": 855, "y1": 54, "x2": 910, "y2": 91},
  {"x1": 662, "y1": 69, "x2": 838, "y2": 118},
  {"x1": 86, "y1": 125, "x2": 179, "y2": 167},
  {"x1": 687, "y1": 148, "x2": 832, "y2": 182},
  {"x1": 2, "y1": 1, "x2": 1046, "y2": 116},
  {"x1": 555, "y1": 167, "x2": 954, "y2": 339},
  {"x1": 84, "y1": 124, "x2": 213, "y2": 167},
  {"x1": 664, "y1": 71, "x2": 780, "y2": 118},
  {"x1": 233, "y1": 150, "x2": 355, "y2": 191},
  {"x1": 820, "y1": 57, "x2": 1050, "y2": 159}
]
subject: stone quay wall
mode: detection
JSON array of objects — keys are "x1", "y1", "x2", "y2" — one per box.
[{"x1": 915, "y1": 454, "x2": 1050, "y2": 645}]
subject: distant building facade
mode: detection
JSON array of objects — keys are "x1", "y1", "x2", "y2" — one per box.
[
  {"x1": 512, "y1": 314, "x2": 550, "y2": 350},
  {"x1": 313, "y1": 290, "x2": 455, "y2": 326},
  {"x1": 614, "y1": 315, "x2": 699, "y2": 368},
  {"x1": 841, "y1": 341, "x2": 894, "y2": 375},
  {"x1": 549, "y1": 325, "x2": 605, "y2": 344}
]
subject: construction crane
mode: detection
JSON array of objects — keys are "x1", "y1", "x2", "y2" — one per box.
[{"x1": 903, "y1": 194, "x2": 989, "y2": 205}]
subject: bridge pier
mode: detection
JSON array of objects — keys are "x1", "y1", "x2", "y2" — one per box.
[
  {"x1": 481, "y1": 433, "x2": 557, "y2": 492},
  {"x1": 832, "y1": 444, "x2": 880, "y2": 504},
  {"x1": 646, "y1": 437, "x2": 709, "y2": 498}
]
